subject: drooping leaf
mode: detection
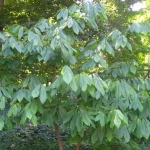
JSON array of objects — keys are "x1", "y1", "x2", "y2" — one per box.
[
  {"x1": 91, "y1": 129, "x2": 98, "y2": 144},
  {"x1": 32, "y1": 84, "x2": 40, "y2": 98},
  {"x1": 72, "y1": 20, "x2": 79, "y2": 34},
  {"x1": 81, "y1": 109, "x2": 91, "y2": 126},
  {"x1": 40, "y1": 85, "x2": 47, "y2": 104},
  {"x1": 61, "y1": 66, "x2": 74, "y2": 84},
  {"x1": 95, "y1": 112, "x2": 106, "y2": 127},
  {"x1": 0, "y1": 96, "x2": 5, "y2": 110},
  {"x1": 18, "y1": 27, "x2": 24, "y2": 39},
  {"x1": 130, "y1": 64, "x2": 136, "y2": 74}
]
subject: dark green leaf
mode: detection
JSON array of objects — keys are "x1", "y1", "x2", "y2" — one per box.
[
  {"x1": 95, "y1": 112, "x2": 105, "y2": 127},
  {"x1": 81, "y1": 110, "x2": 91, "y2": 126},
  {"x1": 91, "y1": 129, "x2": 98, "y2": 144}
]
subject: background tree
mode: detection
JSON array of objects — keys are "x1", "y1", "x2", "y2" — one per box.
[{"x1": 0, "y1": 0, "x2": 75, "y2": 29}]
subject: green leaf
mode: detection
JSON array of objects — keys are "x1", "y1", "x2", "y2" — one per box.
[
  {"x1": 14, "y1": 90, "x2": 24, "y2": 102},
  {"x1": 37, "y1": 102, "x2": 43, "y2": 114},
  {"x1": 68, "y1": 19, "x2": 74, "y2": 28},
  {"x1": 31, "y1": 114, "x2": 37, "y2": 126},
  {"x1": 26, "y1": 110, "x2": 32, "y2": 119},
  {"x1": 94, "y1": 54, "x2": 100, "y2": 63},
  {"x1": 68, "y1": 54, "x2": 77, "y2": 65},
  {"x1": 59, "y1": 106, "x2": 67, "y2": 119},
  {"x1": 76, "y1": 111, "x2": 83, "y2": 132},
  {"x1": 88, "y1": 86, "x2": 95, "y2": 97},
  {"x1": 78, "y1": 19, "x2": 85, "y2": 29},
  {"x1": 114, "y1": 112, "x2": 121, "y2": 128},
  {"x1": 95, "y1": 90, "x2": 101, "y2": 99},
  {"x1": 141, "y1": 119, "x2": 148, "y2": 138},
  {"x1": 72, "y1": 20, "x2": 79, "y2": 34},
  {"x1": 50, "y1": 37, "x2": 57, "y2": 50},
  {"x1": 115, "y1": 81, "x2": 121, "y2": 99},
  {"x1": 116, "y1": 109, "x2": 124, "y2": 120},
  {"x1": 18, "y1": 27, "x2": 24, "y2": 39},
  {"x1": 70, "y1": 110, "x2": 77, "y2": 130},
  {"x1": 63, "y1": 9, "x2": 68, "y2": 19},
  {"x1": 130, "y1": 64, "x2": 136, "y2": 74},
  {"x1": 20, "y1": 112, "x2": 27, "y2": 124},
  {"x1": 63, "y1": 109, "x2": 75, "y2": 124},
  {"x1": 0, "y1": 96, "x2": 5, "y2": 110},
  {"x1": 136, "y1": 118, "x2": 142, "y2": 139},
  {"x1": 0, "y1": 33, "x2": 5, "y2": 41},
  {"x1": 126, "y1": 42, "x2": 132, "y2": 51},
  {"x1": 121, "y1": 63, "x2": 128, "y2": 76},
  {"x1": 22, "y1": 77, "x2": 30, "y2": 87},
  {"x1": 91, "y1": 129, "x2": 98, "y2": 144},
  {"x1": 80, "y1": 74, "x2": 88, "y2": 92},
  {"x1": 71, "y1": 128, "x2": 77, "y2": 138},
  {"x1": 81, "y1": 110, "x2": 91, "y2": 126},
  {"x1": 99, "y1": 11, "x2": 108, "y2": 20},
  {"x1": 7, "y1": 105, "x2": 18, "y2": 117},
  {"x1": 117, "y1": 126, "x2": 124, "y2": 139},
  {"x1": 34, "y1": 27, "x2": 41, "y2": 35},
  {"x1": 40, "y1": 85, "x2": 47, "y2": 104},
  {"x1": 115, "y1": 37, "x2": 121, "y2": 49},
  {"x1": 69, "y1": 4, "x2": 77, "y2": 14},
  {"x1": 107, "y1": 110, "x2": 115, "y2": 129},
  {"x1": 51, "y1": 76, "x2": 62, "y2": 88},
  {"x1": 32, "y1": 84, "x2": 40, "y2": 98},
  {"x1": 106, "y1": 41, "x2": 115, "y2": 56},
  {"x1": 30, "y1": 100, "x2": 38, "y2": 114},
  {"x1": 70, "y1": 78, "x2": 77, "y2": 92},
  {"x1": 97, "y1": 128, "x2": 104, "y2": 141},
  {"x1": 0, "y1": 118, "x2": 4, "y2": 130},
  {"x1": 41, "y1": 114, "x2": 53, "y2": 127},
  {"x1": 95, "y1": 112, "x2": 105, "y2": 127},
  {"x1": 93, "y1": 75, "x2": 105, "y2": 96},
  {"x1": 5, "y1": 118, "x2": 13, "y2": 130},
  {"x1": 57, "y1": 10, "x2": 63, "y2": 20},
  {"x1": 99, "y1": 55, "x2": 108, "y2": 68},
  {"x1": 107, "y1": 128, "x2": 112, "y2": 141},
  {"x1": 61, "y1": 66, "x2": 74, "y2": 84},
  {"x1": 1, "y1": 87, "x2": 11, "y2": 98},
  {"x1": 2, "y1": 40, "x2": 9, "y2": 51}
]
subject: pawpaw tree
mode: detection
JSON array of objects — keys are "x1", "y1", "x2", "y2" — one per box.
[{"x1": 0, "y1": 1, "x2": 150, "y2": 150}]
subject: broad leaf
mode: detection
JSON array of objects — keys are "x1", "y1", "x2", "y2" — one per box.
[{"x1": 61, "y1": 66, "x2": 74, "y2": 84}]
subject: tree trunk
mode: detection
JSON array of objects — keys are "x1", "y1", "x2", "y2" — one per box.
[
  {"x1": 54, "y1": 123, "x2": 63, "y2": 150},
  {"x1": 0, "y1": 0, "x2": 4, "y2": 10},
  {"x1": 76, "y1": 142, "x2": 81, "y2": 150}
]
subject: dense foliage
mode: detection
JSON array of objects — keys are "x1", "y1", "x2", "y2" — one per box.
[{"x1": 1, "y1": 0, "x2": 150, "y2": 149}]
